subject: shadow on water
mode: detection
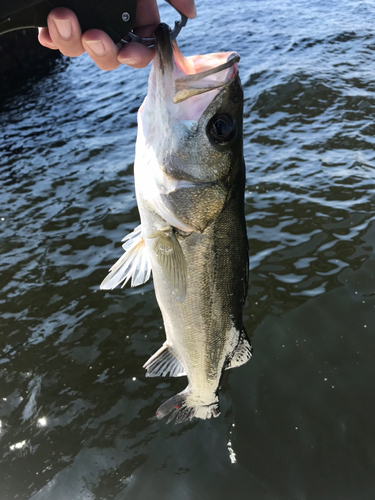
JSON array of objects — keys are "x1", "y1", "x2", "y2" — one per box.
[
  {"x1": 0, "y1": 29, "x2": 64, "y2": 108},
  {"x1": 1, "y1": 0, "x2": 375, "y2": 499}
]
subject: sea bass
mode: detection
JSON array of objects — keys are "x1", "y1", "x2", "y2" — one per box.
[{"x1": 101, "y1": 23, "x2": 251, "y2": 423}]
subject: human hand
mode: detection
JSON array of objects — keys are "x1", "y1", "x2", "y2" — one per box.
[{"x1": 38, "y1": 0, "x2": 196, "y2": 70}]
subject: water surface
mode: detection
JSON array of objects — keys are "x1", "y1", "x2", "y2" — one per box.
[{"x1": 1, "y1": 0, "x2": 375, "y2": 498}]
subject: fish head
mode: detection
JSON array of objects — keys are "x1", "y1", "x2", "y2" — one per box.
[{"x1": 137, "y1": 23, "x2": 244, "y2": 186}]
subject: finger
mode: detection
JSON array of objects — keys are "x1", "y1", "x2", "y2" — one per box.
[
  {"x1": 118, "y1": 0, "x2": 159, "y2": 69},
  {"x1": 38, "y1": 27, "x2": 58, "y2": 50},
  {"x1": 47, "y1": 7, "x2": 84, "y2": 57},
  {"x1": 136, "y1": 0, "x2": 160, "y2": 28},
  {"x1": 169, "y1": 0, "x2": 197, "y2": 18},
  {"x1": 118, "y1": 0, "x2": 197, "y2": 69},
  {"x1": 82, "y1": 30, "x2": 121, "y2": 71},
  {"x1": 118, "y1": 42, "x2": 156, "y2": 68}
]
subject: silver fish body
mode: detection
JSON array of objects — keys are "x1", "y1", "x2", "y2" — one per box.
[{"x1": 101, "y1": 24, "x2": 251, "y2": 423}]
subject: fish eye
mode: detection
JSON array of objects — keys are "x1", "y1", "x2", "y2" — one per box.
[{"x1": 207, "y1": 114, "x2": 236, "y2": 145}]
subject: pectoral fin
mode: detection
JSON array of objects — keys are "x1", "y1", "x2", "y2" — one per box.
[
  {"x1": 100, "y1": 225, "x2": 151, "y2": 290},
  {"x1": 225, "y1": 329, "x2": 253, "y2": 369},
  {"x1": 148, "y1": 229, "x2": 187, "y2": 302}
]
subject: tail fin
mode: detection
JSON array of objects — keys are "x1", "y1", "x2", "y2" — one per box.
[{"x1": 156, "y1": 390, "x2": 220, "y2": 424}]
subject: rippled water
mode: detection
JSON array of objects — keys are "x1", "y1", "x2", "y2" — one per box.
[{"x1": 1, "y1": 0, "x2": 375, "y2": 498}]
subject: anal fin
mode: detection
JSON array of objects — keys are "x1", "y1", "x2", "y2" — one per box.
[
  {"x1": 143, "y1": 343, "x2": 186, "y2": 378},
  {"x1": 226, "y1": 329, "x2": 253, "y2": 370}
]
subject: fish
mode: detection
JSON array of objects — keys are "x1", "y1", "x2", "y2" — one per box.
[{"x1": 100, "y1": 23, "x2": 251, "y2": 423}]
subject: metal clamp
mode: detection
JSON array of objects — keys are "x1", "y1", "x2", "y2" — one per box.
[{"x1": 122, "y1": 12, "x2": 188, "y2": 47}]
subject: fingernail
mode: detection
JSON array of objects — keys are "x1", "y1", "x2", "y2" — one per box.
[
  {"x1": 118, "y1": 56, "x2": 137, "y2": 67},
  {"x1": 85, "y1": 40, "x2": 106, "y2": 56},
  {"x1": 191, "y1": 4, "x2": 197, "y2": 18},
  {"x1": 53, "y1": 19, "x2": 72, "y2": 39}
]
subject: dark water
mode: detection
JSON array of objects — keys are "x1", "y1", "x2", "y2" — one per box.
[{"x1": 1, "y1": 0, "x2": 375, "y2": 498}]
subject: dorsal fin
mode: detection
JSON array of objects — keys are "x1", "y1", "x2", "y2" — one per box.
[{"x1": 225, "y1": 329, "x2": 252, "y2": 370}]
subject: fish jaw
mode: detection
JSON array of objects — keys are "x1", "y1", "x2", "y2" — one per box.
[{"x1": 144, "y1": 23, "x2": 240, "y2": 122}]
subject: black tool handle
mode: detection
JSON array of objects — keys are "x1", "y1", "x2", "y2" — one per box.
[{"x1": 0, "y1": 0, "x2": 137, "y2": 43}]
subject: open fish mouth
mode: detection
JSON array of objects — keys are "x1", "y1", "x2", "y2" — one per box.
[
  {"x1": 149, "y1": 23, "x2": 240, "y2": 115},
  {"x1": 173, "y1": 52, "x2": 240, "y2": 103}
]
